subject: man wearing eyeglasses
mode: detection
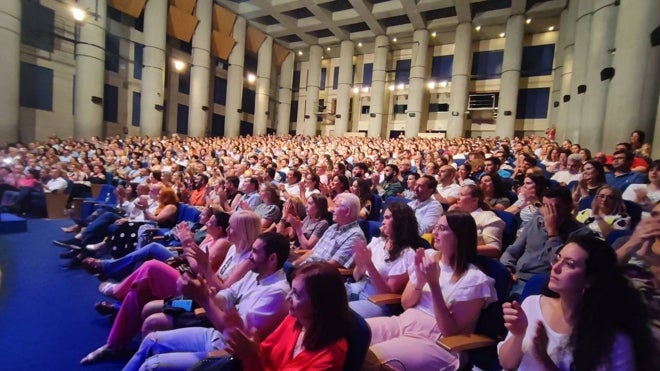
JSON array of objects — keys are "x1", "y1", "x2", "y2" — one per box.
[
  {"x1": 500, "y1": 187, "x2": 586, "y2": 296},
  {"x1": 606, "y1": 150, "x2": 647, "y2": 192}
]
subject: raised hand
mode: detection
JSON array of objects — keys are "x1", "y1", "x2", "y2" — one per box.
[
  {"x1": 412, "y1": 248, "x2": 428, "y2": 289},
  {"x1": 179, "y1": 272, "x2": 211, "y2": 303},
  {"x1": 184, "y1": 240, "x2": 210, "y2": 274},
  {"x1": 420, "y1": 253, "x2": 440, "y2": 285},
  {"x1": 531, "y1": 321, "x2": 551, "y2": 363},
  {"x1": 502, "y1": 300, "x2": 528, "y2": 336},
  {"x1": 352, "y1": 239, "x2": 372, "y2": 268}
]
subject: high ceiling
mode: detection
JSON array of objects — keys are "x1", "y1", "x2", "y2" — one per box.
[{"x1": 214, "y1": 0, "x2": 566, "y2": 59}]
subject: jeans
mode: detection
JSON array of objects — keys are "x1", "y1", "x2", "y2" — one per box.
[
  {"x1": 102, "y1": 242, "x2": 176, "y2": 281},
  {"x1": 123, "y1": 327, "x2": 222, "y2": 371},
  {"x1": 82, "y1": 212, "x2": 122, "y2": 244}
]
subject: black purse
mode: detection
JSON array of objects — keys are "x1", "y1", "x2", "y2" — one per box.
[{"x1": 189, "y1": 354, "x2": 242, "y2": 371}]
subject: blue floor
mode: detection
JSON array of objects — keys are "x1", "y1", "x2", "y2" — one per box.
[{"x1": 0, "y1": 218, "x2": 127, "y2": 370}]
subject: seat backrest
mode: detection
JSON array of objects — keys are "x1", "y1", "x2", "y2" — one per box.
[
  {"x1": 178, "y1": 203, "x2": 201, "y2": 223},
  {"x1": 358, "y1": 219, "x2": 381, "y2": 243},
  {"x1": 379, "y1": 196, "x2": 410, "y2": 221},
  {"x1": 96, "y1": 184, "x2": 117, "y2": 204},
  {"x1": 344, "y1": 310, "x2": 371, "y2": 371},
  {"x1": 493, "y1": 210, "x2": 519, "y2": 251},
  {"x1": 367, "y1": 194, "x2": 383, "y2": 221},
  {"x1": 623, "y1": 200, "x2": 642, "y2": 229},
  {"x1": 578, "y1": 195, "x2": 594, "y2": 211}
]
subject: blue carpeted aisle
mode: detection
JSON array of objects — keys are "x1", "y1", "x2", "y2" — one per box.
[{"x1": 0, "y1": 219, "x2": 127, "y2": 370}]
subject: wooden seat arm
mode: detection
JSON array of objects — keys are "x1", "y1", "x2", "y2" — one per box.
[
  {"x1": 368, "y1": 293, "x2": 402, "y2": 305},
  {"x1": 194, "y1": 307, "x2": 206, "y2": 317},
  {"x1": 337, "y1": 267, "x2": 354, "y2": 276},
  {"x1": 436, "y1": 334, "x2": 496, "y2": 352},
  {"x1": 207, "y1": 349, "x2": 231, "y2": 358}
]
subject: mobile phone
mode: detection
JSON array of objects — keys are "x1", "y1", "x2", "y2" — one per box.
[{"x1": 171, "y1": 299, "x2": 193, "y2": 311}]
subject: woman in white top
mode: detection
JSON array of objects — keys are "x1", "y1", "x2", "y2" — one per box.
[
  {"x1": 347, "y1": 202, "x2": 418, "y2": 318},
  {"x1": 364, "y1": 211, "x2": 497, "y2": 370},
  {"x1": 499, "y1": 232, "x2": 656, "y2": 371},
  {"x1": 623, "y1": 159, "x2": 660, "y2": 217}
]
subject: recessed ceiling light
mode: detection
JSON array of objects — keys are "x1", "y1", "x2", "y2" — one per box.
[
  {"x1": 431, "y1": 32, "x2": 437, "y2": 37},
  {"x1": 71, "y1": 7, "x2": 86, "y2": 21},
  {"x1": 526, "y1": 18, "x2": 531, "y2": 24},
  {"x1": 298, "y1": 51, "x2": 303, "y2": 56},
  {"x1": 475, "y1": 25, "x2": 481, "y2": 31},
  {"x1": 392, "y1": 37, "x2": 397, "y2": 42},
  {"x1": 499, "y1": 32, "x2": 505, "y2": 38},
  {"x1": 327, "y1": 47, "x2": 331, "y2": 51},
  {"x1": 357, "y1": 42, "x2": 362, "y2": 47},
  {"x1": 548, "y1": 26, "x2": 555, "y2": 31}
]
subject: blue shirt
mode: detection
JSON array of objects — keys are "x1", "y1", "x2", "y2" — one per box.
[{"x1": 606, "y1": 171, "x2": 647, "y2": 192}]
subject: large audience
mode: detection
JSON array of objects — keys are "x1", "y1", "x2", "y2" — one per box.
[{"x1": 1, "y1": 130, "x2": 659, "y2": 370}]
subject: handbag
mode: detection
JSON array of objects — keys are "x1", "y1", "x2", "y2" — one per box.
[{"x1": 189, "y1": 354, "x2": 242, "y2": 371}]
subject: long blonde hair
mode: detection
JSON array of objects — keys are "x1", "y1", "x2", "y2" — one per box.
[{"x1": 229, "y1": 210, "x2": 261, "y2": 251}]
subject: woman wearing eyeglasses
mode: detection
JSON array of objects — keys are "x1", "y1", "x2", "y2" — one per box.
[
  {"x1": 498, "y1": 233, "x2": 657, "y2": 371},
  {"x1": 575, "y1": 185, "x2": 630, "y2": 239}
]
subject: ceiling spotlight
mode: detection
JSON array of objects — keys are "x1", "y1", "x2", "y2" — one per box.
[
  {"x1": 172, "y1": 59, "x2": 186, "y2": 71},
  {"x1": 392, "y1": 37, "x2": 397, "y2": 42},
  {"x1": 357, "y1": 42, "x2": 362, "y2": 47},
  {"x1": 397, "y1": 83, "x2": 404, "y2": 91},
  {"x1": 427, "y1": 81, "x2": 436, "y2": 89},
  {"x1": 247, "y1": 73, "x2": 256, "y2": 83},
  {"x1": 499, "y1": 32, "x2": 506, "y2": 38},
  {"x1": 71, "y1": 7, "x2": 86, "y2": 21},
  {"x1": 362, "y1": 87, "x2": 369, "y2": 93},
  {"x1": 548, "y1": 26, "x2": 555, "y2": 31},
  {"x1": 352, "y1": 87, "x2": 360, "y2": 94},
  {"x1": 475, "y1": 25, "x2": 481, "y2": 31},
  {"x1": 439, "y1": 81, "x2": 448, "y2": 88},
  {"x1": 327, "y1": 47, "x2": 331, "y2": 51},
  {"x1": 526, "y1": 18, "x2": 531, "y2": 24},
  {"x1": 388, "y1": 84, "x2": 395, "y2": 91},
  {"x1": 298, "y1": 51, "x2": 303, "y2": 56},
  {"x1": 431, "y1": 32, "x2": 437, "y2": 37}
]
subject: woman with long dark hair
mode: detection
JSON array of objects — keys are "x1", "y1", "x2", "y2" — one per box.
[
  {"x1": 224, "y1": 262, "x2": 350, "y2": 370},
  {"x1": 499, "y1": 232, "x2": 657, "y2": 371},
  {"x1": 480, "y1": 172, "x2": 511, "y2": 210},
  {"x1": 364, "y1": 211, "x2": 497, "y2": 370},
  {"x1": 347, "y1": 202, "x2": 418, "y2": 318}
]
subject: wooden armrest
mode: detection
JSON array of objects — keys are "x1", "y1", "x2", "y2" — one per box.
[
  {"x1": 292, "y1": 248, "x2": 311, "y2": 255},
  {"x1": 337, "y1": 267, "x2": 354, "y2": 276},
  {"x1": 368, "y1": 293, "x2": 402, "y2": 305},
  {"x1": 152, "y1": 236, "x2": 166, "y2": 241},
  {"x1": 194, "y1": 308, "x2": 206, "y2": 317},
  {"x1": 436, "y1": 334, "x2": 496, "y2": 352},
  {"x1": 166, "y1": 245, "x2": 183, "y2": 253},
  {"x1": 207, "y1": 349, "x2": 231, "y2": 358}
]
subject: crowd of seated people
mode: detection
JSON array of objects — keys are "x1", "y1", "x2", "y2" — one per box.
[{"x1": 1, "y1": 129, "x2": 659, "y2": 370}]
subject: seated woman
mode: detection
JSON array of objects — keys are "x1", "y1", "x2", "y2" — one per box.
[
  {"x1": 79, "y1": 210, "x2": 261, "y2": 364},
  {"x1": 363, "y1": 211, "x2": 497, "y2": 370},
  {"x1": 505, "y1": 175, "x2": 548, "y2": 233},
  {"x1": 247, "y1": 183, "x2": 282, "y2": 231},
  {"x1": 576, "y1": 185, "x2": 631, "y2": 239},
  {"x1": 480, "y1": 172, "x2": 511, "y2": 211},
  {"x1": 347, "y1": 202, "x2": 417, "y2": 318},
  {"x1": 216, "y1": 262, "x2": 350, "y2": 370},
  {"x1": 623, "y1": 159, "x2": 660, "y2": 217},
  {"x1": 498, "y1": 232, "x2": 657, "y2": 371},
  {"x1": 320, "y1": 174, "x2": 350, "y2": 211},
  {"x1": 351, "y1": 178, "x2": 375, "y2": 220},
  {"x1": 274, "y1": 196, "x2": 305, "y2": 238},
  {"x1": 279, "y1": 193, "x2": 330, "y2": 252},
  {"x1": 572, "y1": 159, "x2": 607, "y2": 204},
  {"x1": 82, "y1": 208, "x2": 231, "y2": 282}
]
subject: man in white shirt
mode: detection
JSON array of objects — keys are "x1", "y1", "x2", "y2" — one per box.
[
  {"x1": 124, "y1": 232, "x2": 291, "y2": 370},
  {"x1": 433, "y1": 165, "x2": 461, "y2": 206},
  {"x1": 44, "y1": 169, "x2": 68, "y2": 193},
  {"x1": 408, "y1": 175, "x2": 443, "y2": 235},
  {"x1": 551, "y1": 154, "x2": 582, "y2": 186}
]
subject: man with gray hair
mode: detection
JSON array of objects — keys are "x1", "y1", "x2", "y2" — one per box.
[
  {"x1": 293, "y1": 193, "x2": 365, "y2": 269},
  {"x1": 551, "y1": 153, "x2": 583, "y2": 186}
]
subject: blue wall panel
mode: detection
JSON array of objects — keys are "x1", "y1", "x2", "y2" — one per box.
[
  {"x1": 471, "y1": 50, "x2": 503, "y2": 80},
  {"x1": 516, "y1": 88, "x2": 550, "y2": 119}
]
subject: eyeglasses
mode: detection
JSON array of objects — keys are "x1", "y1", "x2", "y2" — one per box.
[
  {"x1": 597, "y1": 194, "x2": 615, "y2": 200},
  {"x1": 612, "y1": 156, "x2": 626, "y2": 161},
  {"x1": 551, "y1": 254, "x2": 581, "y2": 269}
]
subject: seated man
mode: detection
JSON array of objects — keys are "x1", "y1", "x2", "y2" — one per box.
[
  {"x1": 449, "y1": 185, "x2": 505, "y2": 258},
  {"x1": 606, "y1": 150, "x2": 648, "y2": 192},
  {"x1": 123, "y1": 232, "x2": 291, "y2": 370},
  {"x1": 499, "y1": 187, "x2": 585, "y2": 295},
  {"x1": 408, "y1": 175, "x2": 443, "y2": 235},
  {"x1": 372, "y1": 164, "x2": 404, "y2": 201},
  {"x1": 293, "y1": 193, "x2": 365, "y2": 269}
]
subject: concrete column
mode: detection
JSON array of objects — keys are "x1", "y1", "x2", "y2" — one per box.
[
  {"x1": 566, "y1": 0, "x2": 593, "y2": 142},
  {"x1": 406, "y1": 29, "x2": 429, "y2": 138},
  {"x1": 224, "y1": 17, "x2": 246, "y2": 138},
  {"x1": 495, "y1": 14, "x2": 524, "y2": 139},
  {"x1": 0, "y1": 0, "x2": 21, "y2": 144},
  {"x1": 276, "y1": 52, "x2": 294, "y2": 135},
  {"x1": 548, "y1": 7, "x2": 568, "y2": 132},
  {"x1": 556, "y1": 0, "x2": 578, "y2": 141},
  {"x1": 369, "y1": 35, "x2": 389, "y2": 138},
  {"x1": 602, "y1": 0, "x2": 660, "y2": 151},
  {"x1": 74, "y1": 0, "x2": 107, "y2": 140},
  {"x1": 447, "y1": 22, "x2": 471, "y2": 139},
  {"x1": 187, "y1": 0, "x2": 212, "y2": 138},
  {"x1": 335, "y1": 40, "x2": 354, "y2": 136},
  {"x1": 652, "y1": 93, "x2": 660, "y2": 158},
  {"x1": 254, "y1": 36, "x2": 273, "y2": 136},
  {"x1": 140, "y1": 0, "x2": 167, "y2": 137},
  {"x1": 578, "y1": 0, "x2": 617, "y2": 151},
  {"x1": 303, "y1": 45, "x2": 322, "y2": 137}
]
